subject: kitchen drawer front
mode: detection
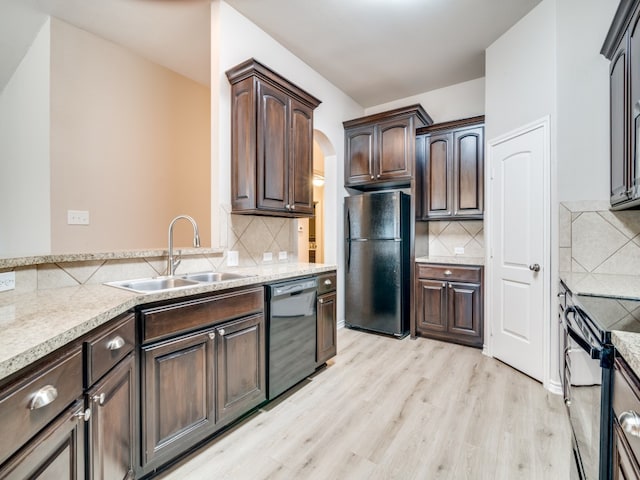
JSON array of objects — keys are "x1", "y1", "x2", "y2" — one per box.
[
  {"x1": 0, "y1": 347, "x2": 82, "y2": 465},
  {"x1": 416, "y1": 264, "x2": 482, "y2": 283},
  {"x1": 613, "y1": 356, "x2": 640, "y2": 460},
  {"x1": 85, "y1": 312, "x2": 135, "y2": 387},
  {"x1": 141, "y1": 287, "x2": 264, "y2": 344},
  {"x1": 317, "y1": 272, "x2": 337, "y2": 295}
]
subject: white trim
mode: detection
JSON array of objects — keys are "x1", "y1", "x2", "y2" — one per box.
[{"x1": 484, "y1": 116, "x2": 554, "y2": 392}]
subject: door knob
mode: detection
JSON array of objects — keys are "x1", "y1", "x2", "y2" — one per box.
[{"x1": 529, "y1": 264, "x2": 540, "y2": 272}]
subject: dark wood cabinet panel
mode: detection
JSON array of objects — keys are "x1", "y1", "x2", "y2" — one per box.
[
  {"x1": 227, "y1": 58, "x2": 321, "y2": 217},
  {"x1": 414, "y1": 264, "x2": 483, "y2": 348},
  {"x1": 417, "y1": 117, "x2": 484, "y2": 220},
  {"x1": 613, "y1": 420, "x2": 640, "y2": 480},
  {"x1": 0, "y1": 400, "x2": 85, "y2": 480},
  {"x1": 87, "y1": 353, "x2": 135, "y2": 480},
  {"x1": 610, "y1": 42, "x2": 628, "y2": 206},
  {"x1": 316, "y1": 292, "x2": 337, "y2": 366},
  {"x1": 216, "y1": 314, "x2": 266, "y2": 425},
  {"x1": 141, "y1": 331, "x2": 215, "y2": 469},
  {"x1": 344, "y1": 105, "x2": 432, "y2": 189}
]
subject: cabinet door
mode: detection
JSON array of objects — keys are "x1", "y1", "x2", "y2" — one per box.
[
  {"x1": 141, "y1": 330, "x2": 215, "y2": 468},
  {"x1": 289, "y1": 98, "x2": 314, "y2": 215},
  {"x1": 424, "y1": 133, "x2": 453, "y2": 218},
  {"x1": 317, "y1": 292, "x2": 337, "y2": 365},
  {"x1": 345, "y1": 125, "x2": 375, "y2": 185},
  {"x1": 257, "y1": 80, "x2": 289, "y2": 211},
  {"x1": 630, "y1": 11, "x2": 640, "y2": 202},
  {"x1": 87, "y1": 354, "x2": 135, "y2": 480},
  {"x1": 453, "y1": 127, "x2": 484, "y2": 218},
  {"x1": 611, "y1": 38, "x2": 629, "y2": 206},
  {"x1": 613, "y1": 420, "x2": 640, "y2": 480},
  {"x1": 216, "y1": 314, "x2": 266, "y2": 426},
  {"x1": 230, "y1": 76, "x2": 257, "y2": 212},
  {"x1": 0, "y1": 400, "x2": 85, "y2": 480},
  {"x1": 447, "y1": 282, "x2": 482, "y2": 347},
  {"x1": 415, "y1": 278, "x2": 447, "y2": 334},
  {"x1": 377, "y1": 116, "x2": 412, "y2": 181}
]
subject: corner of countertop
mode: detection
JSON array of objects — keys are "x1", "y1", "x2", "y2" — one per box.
[{"x1": 613, "y1": 330, "x2": 640, "y2": 378}]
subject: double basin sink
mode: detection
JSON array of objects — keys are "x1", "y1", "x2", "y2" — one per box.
[{"x1": 106, "y1": 271, "x2": 253, "y2": 294}]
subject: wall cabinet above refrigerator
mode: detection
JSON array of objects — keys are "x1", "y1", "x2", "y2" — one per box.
[{"x1": 343, "y1": 105, "x2": 432, "y2": 190}]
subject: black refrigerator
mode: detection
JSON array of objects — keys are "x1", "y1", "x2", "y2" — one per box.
[{"x1": 344, "y1": 191, "x2": 410, "y2": 337}]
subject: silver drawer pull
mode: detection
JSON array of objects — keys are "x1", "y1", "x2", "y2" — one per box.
[
  {"x1": 93, "y1": 393, "x2": 105, "y2": 406},
  {"x1": 219, "y1": 329, "x2": 225, "y2": 336},
  {"x1": 208, "y1": 332, "x2": 216, "y2": 340},
  {"x1": 324, "y1": 279, "x2": 332, "y2": 286},
  {"x1": 319, "y1": 298, "x2": 324, "y2": 304},
  {"x1": 106, "y1": 336, "x2": 125, "y2": 351},
  {"x1": 443, "y1": 270, "x2": 453, "y2": 276},
  {"x1": 28, "y1": 385, "x2": 58, "y2": 410},
  {"x1": 619, "y1": 411, "x2": 640, "y2": 437}
]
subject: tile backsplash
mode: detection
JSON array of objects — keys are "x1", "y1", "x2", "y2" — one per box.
[
  {"x1": 560, "y1": 201, "x2": 640, "y2": 274},
  {"x1": 427, "y1": 220, "x2": 485, "y2": 258}
]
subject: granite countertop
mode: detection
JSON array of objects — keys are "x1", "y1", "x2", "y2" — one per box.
[
  {"x1": 560, "y1": 271, "x2": 640, "y2": 300},
  {"x1": 613, "y1": 331, "x2": 640, "y2": 377},
  {"x1": 415, "y1": 255, "x2": 485, "y2": 266},
  {"x1": 0, "y1": 262, "x2": 336, "y2": 382}
]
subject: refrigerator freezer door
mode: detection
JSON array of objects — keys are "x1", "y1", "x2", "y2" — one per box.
[
  {"x1": 345, "y1": 192, "x2": 401, "y2": 240},
  {"x1": 345, "y1": 239, "x2": 404, "y2": 335}
]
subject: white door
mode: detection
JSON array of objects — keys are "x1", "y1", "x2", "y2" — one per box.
[{"x1": 489, "y1": 122, "x2": 547, "y2": 382}]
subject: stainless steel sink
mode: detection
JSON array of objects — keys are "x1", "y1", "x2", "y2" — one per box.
[
  {"x1": 106, "y1": 277, "x2": 200, "y2": 293},
  {"x1": 106, "y1": 271, "x2": 253, "y2": 293},
  {"x1": 180, "y1": 271, "x2": 249, "y2": 283}
]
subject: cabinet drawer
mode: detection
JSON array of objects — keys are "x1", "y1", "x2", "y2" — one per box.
[
  {"x1": 141, "y1": 287, "x2": 264, "y2": 344},
  {"x1": 613, "y1": 357, "x2": 640, "y2": 460},
  {"x1": 0, "y1": 347, "x2": 82, "y2": 465},
  {"x1": 317, "y1": 272, "x2": 337, "y2": 295},
  {"x1": 416, "y1": 264, "x2": 482, "y2": 283},
  {"x1": 84, "y1": 312, "x2": 135, "y2": 387}
]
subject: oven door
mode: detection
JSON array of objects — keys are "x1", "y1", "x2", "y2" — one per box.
[{"x1": 563, "y1": 306, "x2": 605, "y2": 480}]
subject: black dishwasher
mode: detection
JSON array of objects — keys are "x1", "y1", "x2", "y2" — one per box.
[{"x1": 266, "y1": 277, "x2": 317, "y2": 399}]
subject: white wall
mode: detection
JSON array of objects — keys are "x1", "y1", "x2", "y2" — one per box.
[
  {"x1": 0, "y1": 19, "x2": 50, "y2": 257},
  {"x1": 556, "y1": 0, "x2": 617, "y2": 202},
  {"x1": 365, "y1": 77, "x2": 486, "y2": 123},
  {"x1": 211, "y1": 0, "x2": 364, "y2": 324}
]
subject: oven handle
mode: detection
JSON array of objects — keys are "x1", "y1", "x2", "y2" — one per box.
[{"x1": 564, "y1": 306, "x2": 602, "y2": 360}]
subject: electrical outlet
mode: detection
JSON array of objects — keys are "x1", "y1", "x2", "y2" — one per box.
[
  {"x1": 278, "y1": 251, "x2": 287, "y2": 261},
  {"x1": 227, "y1": 250, "x2": 239, "y2": 267},
  {"x1": 67, "y1": 210, "x2": 90, "y2": 225},
  {"x1": 0, "y1": 272, "x2": 16, "y2": 292},
  {"x1": 263, "y1": 252, "x2": 273, "y2": 262},
  {"x1": 454, "y1": 247, "x2": 465, "y2": 255}
]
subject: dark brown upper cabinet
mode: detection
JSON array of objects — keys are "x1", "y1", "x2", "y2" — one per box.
[
  {"x1": 415, "y1": 116, "x2": 484, "y2": 220},
  {"x1": 226, "y1": 58, "x2": 321, "y2": 217},
  {"x1": 343, "y1": 105, "x2": 432, "y2": 190},
  {"x1": 602, "y1": 0, "x2": 640, "y2": 209}
]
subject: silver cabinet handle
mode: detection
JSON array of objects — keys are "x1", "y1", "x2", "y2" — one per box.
[
  {"x1": 370, "y1": 175, "x2": 374, "y2": 179},
  {"x1": 529, "y1": 264, "x2": 541, "y2": 272},
  {"x1": 442, "y1": 282, "x2": 446, "y2": 287},
  {"x1": 219, "y1": 329, "x2": 225, "y2": 336},
  {"x1": 324, "y1": 279, "x2": 332, "y2": 286},
  {"x1": 74, "y1": 408, "x2": 91, "y2": 422},
  {"x1": 28, "y1": 385, "x2": 58, "y2": 410},
  {"x1": 106, "y1": 336, "x2": 125, "y2": 351},
  {"x1": 290, "y1": 205, "x2": 295, "y2": 210},
  {"x1": 285, "y1": 204, "x2": 290, "y2": 210},
  {"x1": 319, "y1": 298, "x2": 324, "y2": 304},
  {"x1": 376, "y1": 174, "x2": 381, "y2": 179},
  {"x1": 448, "y1": 283, "x2": 452, "y2": 288},
  {"x1": 93, "y1": 393, "x2": 105, "y2": 406},
  {"x1": 208, "y1": 332, "x2": 216, "y2": 340},
  {"x1": 444, "y1": 270, "x2": 452, "y2": 277},
  {"x1": 619, "y1": 411, "x2": 640, "y2": 437}
]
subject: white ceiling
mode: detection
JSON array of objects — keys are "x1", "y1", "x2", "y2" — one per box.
[{"x1": 0, "y1": 0, "x2": 542, "y2": 107}]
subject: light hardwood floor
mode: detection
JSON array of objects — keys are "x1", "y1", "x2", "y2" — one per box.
[{"x1": 156, "y1": 328, "x2": 571, "y2": 479}]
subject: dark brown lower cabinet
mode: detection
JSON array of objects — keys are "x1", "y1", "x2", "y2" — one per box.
[
  {"x1": 141, "y1": 330, "x2": 215, "y2": 470},
  {"x1": 0, "y1": 399, "x2": 85, "y2": 480},
  {"x1": 87, "y1": 353, "x2": 136, "y2": 480},
  {"x1": 316, "y1": 292, "x2": 337, "y2": 365},
  {"x1": 613, "y1": 420, "x2": 640, "y2": 480},
  {"x1": 414, "y1": 264, "x2": 483, "y2": 348},
  {"x1": 216, "y1": 314, "x2": 266, "y2": 426}
]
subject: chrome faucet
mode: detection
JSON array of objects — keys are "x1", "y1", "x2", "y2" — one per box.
[{"x1": 167, "y1": 215, "x2": 200, "y2": 276}]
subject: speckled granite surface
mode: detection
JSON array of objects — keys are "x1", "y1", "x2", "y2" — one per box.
[
  {"x1": 613, "y1": 331, "x2": 640, "y2": 377},
  {"x1": 0, "y1": 247, "x2": 225, "y2": 269},
  {"x1": 560, "y1": 271, "x2": 640, "y2": 300},
  {"x1": 0, "y1": 262, "x2": 335, "y2": 382},
  {"x1": 415, "y1": 256, "x2": 485, "y2": 266}
]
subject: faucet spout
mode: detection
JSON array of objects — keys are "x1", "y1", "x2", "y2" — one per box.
[{"x1": 167, "y1": 215, "x2": 200, "y2": 276}]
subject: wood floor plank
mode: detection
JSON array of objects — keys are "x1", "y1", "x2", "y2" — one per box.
[{"x1": 157, "y1": 328, "x2": 571, "y2": 480}]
